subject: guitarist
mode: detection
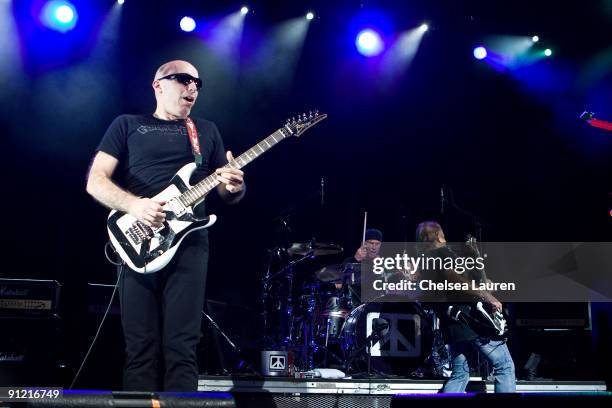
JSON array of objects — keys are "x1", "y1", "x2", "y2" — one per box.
[
  {"x1": 415, "y1": 221, "x2": 515, "y2": 393},
  {"x1": 86, "y1": 60, "x2": 245, "y2": 392}
]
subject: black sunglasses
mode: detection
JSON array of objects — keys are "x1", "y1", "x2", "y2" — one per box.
[{"x1": 157, "y1": 73, "x2": 203, "y2": 90}]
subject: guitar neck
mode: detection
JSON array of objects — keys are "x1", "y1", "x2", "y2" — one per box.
[{"x1": 180, "y1": 127, "x2": 291, "y2": 206}]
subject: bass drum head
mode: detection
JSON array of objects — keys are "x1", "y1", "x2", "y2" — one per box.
[{"x1": 341, "y1": 299, "x2": 433, "y2": 376}]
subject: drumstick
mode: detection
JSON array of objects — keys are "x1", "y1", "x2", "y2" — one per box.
[{"x1": 362, "y1": 211, "x2": 368, "y2": 245}]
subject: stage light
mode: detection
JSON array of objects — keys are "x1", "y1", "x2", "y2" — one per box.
[
  {"x1": 180, "y1": 16, "x2": 196, "y2": 32},
  {"x1": 306, "y1": 12, "x2": 314, "y2": 20},
  {"x1": 532, "y1": 35, "x2": 539, "y2": 43},
  {"x1": 40, "y1": 1, "x2": 78, "y2": 32},
  {"x1": 117, "y1": 0, "x2": 125, "y2": 5},
  {"x1": 240, "y1": 6, "x2": 249, "y2": 15},
  {"x1": 544, "y1": 48, "x2": 552, "y2": 57},
  {"x1": 420, "y1": 23, "x2": 428, "y2": 32},
  {"x1": 473, "y1": 46, "x2": 487, "y2": 60},
  {"x1": 356, "y1": 29, "x2": 384, "y2": 56}
]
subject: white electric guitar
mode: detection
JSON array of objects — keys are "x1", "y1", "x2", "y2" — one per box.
[{"x1": 107, "y1": 111, "x2": 327, "y2": 273}]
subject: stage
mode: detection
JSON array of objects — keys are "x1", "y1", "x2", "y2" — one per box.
[{"x1": 197, "y1": 375, "x2": 608, "y2": 394}]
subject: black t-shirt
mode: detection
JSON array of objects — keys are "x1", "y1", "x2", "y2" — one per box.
[
  {"x1": 423, "y1": 246, "x2": 479, "y2": 344},
  {"x1": 97, "y1": 114, "x2": 227, "y2": 216}
]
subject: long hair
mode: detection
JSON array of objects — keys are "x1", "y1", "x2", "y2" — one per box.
[{"x1": 415, "y1": 221, "x2": 442, "y2": 250}]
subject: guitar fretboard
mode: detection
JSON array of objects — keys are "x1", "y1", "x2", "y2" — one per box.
[{"x1": 179, "y1": 127, "x2": 291, "y2": 207}]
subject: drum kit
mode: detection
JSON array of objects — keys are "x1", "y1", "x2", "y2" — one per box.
[{"x1": 261, "y1": 239, "x2": 450, "y2": 377}]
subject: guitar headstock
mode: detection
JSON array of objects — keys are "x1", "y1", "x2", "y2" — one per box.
[{"x1": 285, "y1": 110, "x2": 328, "y2": 137}]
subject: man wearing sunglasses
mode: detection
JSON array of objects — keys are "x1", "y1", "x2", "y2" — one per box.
[{"x1": 86, "y1": 60, "x2": 245, "y2": 391}]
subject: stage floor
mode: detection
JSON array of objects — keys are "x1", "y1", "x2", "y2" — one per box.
[{"x1": 198, "y1": 375, "x2": 607, "y2": 394}]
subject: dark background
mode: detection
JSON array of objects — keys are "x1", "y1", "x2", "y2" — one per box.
[{"x1": 1, "y1": 0, "x2": 611, "y2": 388}]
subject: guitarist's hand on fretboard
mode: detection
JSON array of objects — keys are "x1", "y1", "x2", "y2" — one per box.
[{"x1": 215, "y1": 151, "x2": 245, "y2": 194}]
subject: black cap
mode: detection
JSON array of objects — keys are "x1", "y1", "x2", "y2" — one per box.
[{"x1": 365, "y1": 228, "x2": 383, "y2": 242}]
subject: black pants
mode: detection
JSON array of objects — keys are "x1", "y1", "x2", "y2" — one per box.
[{"x1": 119, "y1": 232, "x2": 209, "y2": 391}]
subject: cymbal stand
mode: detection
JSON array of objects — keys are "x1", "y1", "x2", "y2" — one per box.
[{"x1": 262, "y1": 248, "x2": 314, "y2": 338}]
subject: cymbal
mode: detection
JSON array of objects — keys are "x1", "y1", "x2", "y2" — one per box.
[
  {"x1": 288, "y1": 242, "x2": 343, "y2": 257},
  {"x1": 315, "y1": 263, "x2": 361, "y2": 282}
]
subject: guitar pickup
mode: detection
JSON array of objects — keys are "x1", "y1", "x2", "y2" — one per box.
[{"x1": 167, "y1": 197, "x2": 187, "y2": 217}]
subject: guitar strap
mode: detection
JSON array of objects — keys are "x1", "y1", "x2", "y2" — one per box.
[
  {"x1": 588, "y1": 117, "x2": 612, "y2": 131},
  {"x1": 185, "y1": 117, "x2": 203, "y2": 166}
]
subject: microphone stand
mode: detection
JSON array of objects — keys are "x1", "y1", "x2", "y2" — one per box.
[{"x1": 345, "y1": 323, "x2": 389, "y2": 378}]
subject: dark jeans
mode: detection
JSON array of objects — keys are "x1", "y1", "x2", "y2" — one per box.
[{"x1": 119, "y1": 233, "x2": 209, "y2": 391}]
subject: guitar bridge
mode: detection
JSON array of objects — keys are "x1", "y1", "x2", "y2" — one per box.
[{"x1": 125, "y1": 221, "x2": 154, "y2": 245}]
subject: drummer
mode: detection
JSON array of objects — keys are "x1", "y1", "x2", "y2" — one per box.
[
  {"x1": 337, "y1": 228, "x2": 384, "y2": 307},
  {"x1": 351, "y1": 228, "x2": 383, "y2": 264}
]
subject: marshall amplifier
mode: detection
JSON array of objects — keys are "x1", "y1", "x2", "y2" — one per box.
[{"x1": 0, "y1": 278, "x2": 61, "y2": 316}]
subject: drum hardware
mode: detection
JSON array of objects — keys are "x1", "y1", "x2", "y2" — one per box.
[
  {"x1": 261, "y1": 237, "x2": 344, "y2": 369},
  {"x1": 262, "y1": 247, "x2": 317, "y2": 348},
  {"x1": 314, "y1": 263, "x2": 360, "y2": 283},
  {"x1": 288, "y1": 241, "x2": 343, "y2": 257}
]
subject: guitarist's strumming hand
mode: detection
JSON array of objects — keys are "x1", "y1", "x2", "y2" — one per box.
[
  {"x1": 215, "y1": 151, "x2": 245, "y2": 194},
  {"x1": 128, "y1": 198, "x2": 166, "y2": 228}
]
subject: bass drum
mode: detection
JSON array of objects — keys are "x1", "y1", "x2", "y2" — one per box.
[{"x1": 341, "y1": 298, "x2": 433, "y2": 376}]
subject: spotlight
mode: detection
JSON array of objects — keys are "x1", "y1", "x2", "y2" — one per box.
[
  {"x1": 356, "y1": 29, "x2": 384, "y2": 56},
  {"x1": 117, "y1": 0, "x2": 125, "y2": 5},
  {"x1": 55, "y1": 4, "x2": 74, "y2": 23},
  {"x1": 40, "y1": 1, "x2": 78, "y2": 32},
  {"x1": 240, "y1": 6, "x2": 249, "y2": 15},
  {"x1": 180, "y1": 16, "x2": 196, "y2": 32},
  {"x1": 544, "y1": 48, "x2": 552, "y2": 56},
  {"x1": 420, "y1": 23, "x2": 429, "y2": 32},
  {"x1": 532, "y1": 35, "x2": 539, "y2": 43},
  {"x1": 473, "y1": 46, "x2": 487, "y2": 60},
  {"x1": 306, "y1": 12, "x2": 314, "y2": 20}
]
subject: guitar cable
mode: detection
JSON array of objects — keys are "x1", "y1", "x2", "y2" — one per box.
[
  {"x1": 69, "y1": 243, "x2": 124, "y2": 389},
  {"x1": 104, "y1": 241, "x2": 124, "y2": 266}
]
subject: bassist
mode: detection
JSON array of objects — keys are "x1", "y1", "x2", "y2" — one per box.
[{"x1": 415, "y1": 221, "x2": 515, "y2": 393}]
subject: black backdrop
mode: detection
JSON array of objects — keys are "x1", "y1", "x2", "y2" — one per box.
[{"x1": 1, "y1": 0, "x2": 611, "y2": 387}]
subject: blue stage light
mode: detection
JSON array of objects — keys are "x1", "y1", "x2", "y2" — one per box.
[
  {"x1": 40, "y1": 1, "x2": 78, "y2": 32},
  {"x1": 180, "y1": 16, "x2": 196, "y2": 32},
  {"x1": 473, "y1": 46, "x2": 487, "y2": 60},
  {"x1": 356, "y1": 29, "x2": 383, "y2": 56}
]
